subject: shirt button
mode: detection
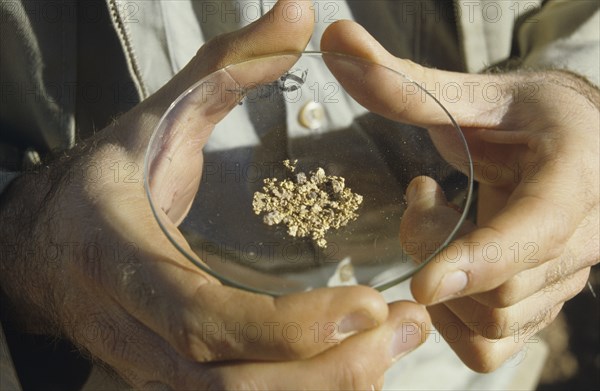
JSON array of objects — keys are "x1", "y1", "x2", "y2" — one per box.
[{"x1": 298, "y1": 101, "x2": 325, "y2": 130}]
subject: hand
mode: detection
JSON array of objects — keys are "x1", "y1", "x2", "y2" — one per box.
[
  {"x1": 321, "y1": 20, "x2": 599, "y2": 372},
  {"x1": 0, "y1": 3, "x2": 430, "y2": 389}
]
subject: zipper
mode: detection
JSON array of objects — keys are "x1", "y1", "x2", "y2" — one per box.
[
  {"x1": 106, "y1": 0, "x2": 148, "y2": 100},
  {"x1": 453, "y1": 0, "x2": 468, "y2": 72}
]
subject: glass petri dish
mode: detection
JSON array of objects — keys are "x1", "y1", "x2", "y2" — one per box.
[{"x1": 144, "y1": 51, "x2": 474, "y2": 296}]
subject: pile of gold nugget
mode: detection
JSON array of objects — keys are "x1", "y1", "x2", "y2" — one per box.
[{"x1": 252, "y1": 160, "x2": 363, "y2": 248}]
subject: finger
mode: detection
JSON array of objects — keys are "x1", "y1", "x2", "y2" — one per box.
[
  {"x1": 157, "y1": 0, "x2": 314, "y2": 119},
  {"x1": 411, "y1": 177, "x2": 592, "y2": 304},
  {"x1": 77, "y1": 182, "x2": 390, "y2": 366},
  {"x1": 472, "y1": 258, "x2": 577, "y2": 309},
  {"x1": 397, "y1": 179, "x2": 576, "y2": 372},
  {"x1": 400, "y1": 178, "x2": 589, "y2": 349},
  {"x1": 400, "y1": 176, "x2": 475, "y2": 264},
  {"x1": 70, "y1": 299, "x2": 427, "y2": 390},
  {"x1": 444, "y1": 267, "x2": 589, "y2": 339},
  {"x1": 322, "y1": 21, "x2": 593, "y2": 304},
  {"x1": 124, "y1": 0, "x2": 316, "y2": 158},
  {"x1": 473, "y1": 203, "x2": 599, "y2": 308},
  {"x1": 145, "y1": 280, "x2": 389, "y2": 364},
  {"x1": 407, "y1": 155, "x2": 592, "y2": 303},
  {"x1": 321, "y1": 20, "x2": 509, "y2": 129},
  {"x1": 143, "y1": 0, "x2": 315, "y2": 223},
  {"x1": 207, "y1": 301, "x2": 430, "y2": 390},
  {"x1": 426, "y1": 303, "x2": 530, "y2": 373},
  {"x1": 90, "y1": 216, "x2": 390, "y2": 364},
  {"x1": 397, "y1": 176, "x2": 482, "y2": 306}
]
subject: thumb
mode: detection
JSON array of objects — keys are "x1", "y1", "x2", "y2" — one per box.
[
  {"x1": 117, "y1": 0, "x2": 315, "y2": 222},
  {"x1": 120, "y1": 0, "x2": 315, "y2": 158},
  {"x1": 321, "y1": 20, "x2": 509, "y2": 129},
  {"x1": 400, "y1": 176, "x2": 475, "y2": 265},
  {"x1": 399, "y1": 177, "x2": 479, "y2": 304}
]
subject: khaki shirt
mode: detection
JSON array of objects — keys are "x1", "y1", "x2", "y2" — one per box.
[{"x1": 1, "y1": 0, "x2": 598, "y2": 178}]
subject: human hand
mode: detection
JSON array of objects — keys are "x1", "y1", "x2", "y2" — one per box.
[
  {"x1": 321, "y1": 20, "x2": 599, "y2": 372},
  {"x1": 0, "y1": 3, "x2": 430, "y2": 389}
]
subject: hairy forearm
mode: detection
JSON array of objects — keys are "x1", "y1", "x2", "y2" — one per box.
[{"x1": 0, "y1": 166, "x2": 62, "y2": 334}]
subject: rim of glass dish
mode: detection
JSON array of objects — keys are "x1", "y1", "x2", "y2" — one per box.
[{"x1": 144, "y1": 50, "x2": 474, "y2": 296}]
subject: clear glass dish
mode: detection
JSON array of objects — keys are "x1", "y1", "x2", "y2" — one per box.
[{"x1": 144, "y1": 51, "x2": 473, "y2": 296}]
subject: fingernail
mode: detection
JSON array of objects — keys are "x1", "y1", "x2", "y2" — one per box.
[
  {"x1": 406, "y1": 182, "x2": 419, "y2": 203},
  {"x1": 434, "y1": 270, "x2": 468, "y2": 303},
  {"x1": 338, "y1": 311, "x2": 378, "y2": 334},
  {"x1": 391, "y1": 322, "x2": 422, "y2": 361},
  {"x1": 405, "y1": 178, "x2": 434, "y2": 205}
]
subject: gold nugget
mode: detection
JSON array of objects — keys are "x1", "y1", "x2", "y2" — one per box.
[{"x1": 252, "y1": 160, "x2": 363, "y2": 248}]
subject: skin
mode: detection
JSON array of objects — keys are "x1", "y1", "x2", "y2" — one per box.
[
  {"x1": 0, "y1": 2, "x2": 432, "y2": 390},
  {"x1": 321, "y1": 20, "x2": 600, "y2": 373},
  {"x1": 0, "y1": 2, "x2": 597, "y2": 389}
]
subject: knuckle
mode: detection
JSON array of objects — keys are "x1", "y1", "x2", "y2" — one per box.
[
  {"x1": 463, "y1": 343, "x2": 508, "y2": 373},
  {"x1": 487, "y1": 279, "x2": 522, "y2": 308},
  {"x1": 516, "y1": 305, "x2": 560, "y2": 339},
  {"x1": 544, "y1": 256, "x2": 573, "y2": 286},
  {"x1": 196, "y1": 32, "x2": 242, "y2": 72},
  {"x1": 459, "y1": 301, "x2": 509, "y2": 340},
  {"x1": 169, "y1": 313, "x2": 247, "y2": 363},
  {"x1": 536, "y1": 304, "x2": 561, "y2": 329},
  {"x1": 480, "y1": 308, "x2": 513, "y2": 339},
  {"x1": 167, "y1": 314, "x2": 216, "y2": 362},
  {"x1": 470, "y1": 354, "x2": 504, "y2": 373},
  {"x1": 116, "y1": 264, "x2": 158, "y2": 314}
]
